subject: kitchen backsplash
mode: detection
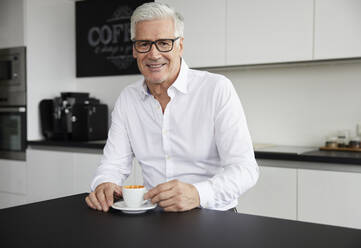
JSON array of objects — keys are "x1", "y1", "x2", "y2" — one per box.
[
  {"x1": 76, "y1": 60, "x2": 361, "y2": 147},
  {"x1": 217, "y1": 61, "x2": 361, "y2": 146}
]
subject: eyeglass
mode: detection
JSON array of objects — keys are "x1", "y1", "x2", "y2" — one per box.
[{"x1": 132, "y1": 37, "x2": 180, "y2": 53}]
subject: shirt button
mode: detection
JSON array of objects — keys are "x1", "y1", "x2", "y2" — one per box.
[
  {"x1": 162, "y1": 129, "x2": 167, "y2": 135},
  {"x1": 166, "y1": 155, "x2": 171, "y2": 160}
]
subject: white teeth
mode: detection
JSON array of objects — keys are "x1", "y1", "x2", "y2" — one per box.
[{"x1": 148, "y1": 64, "x2": 163, "y2": 68}]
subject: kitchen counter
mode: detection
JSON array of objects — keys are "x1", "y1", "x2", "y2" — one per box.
[
  {"x1": 28, "y1": 140, "x2": 361, "y2": 166},
  {"x1": 28, "y1": 140, "x2": 106, "y2": 149},
  {"x1": 0, "y1": 193, "x2": 360, "y2": 248},
  {"x1": 256, "y1": 147, "x2": 361, "y2": 165}
]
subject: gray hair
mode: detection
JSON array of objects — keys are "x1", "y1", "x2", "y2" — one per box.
[{"x1": 130, "y1": 2, "x2": 184, "y2": 40}]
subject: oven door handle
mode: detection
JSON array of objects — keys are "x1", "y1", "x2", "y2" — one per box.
[{"x1": 0, "y1": 107, "x2": 26, "y2": 112}]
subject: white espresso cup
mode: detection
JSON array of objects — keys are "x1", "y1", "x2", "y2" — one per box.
[{"x1": 122, "y1": 185, "x2": 147, "y2": 208}]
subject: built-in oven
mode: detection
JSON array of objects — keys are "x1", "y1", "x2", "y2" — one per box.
[
  {"x1": 0, "y1": 107, "x2": 26, "y2": 160},
  {"x1": 0, "y1": 47, "x2": 26, "y2": 161}
]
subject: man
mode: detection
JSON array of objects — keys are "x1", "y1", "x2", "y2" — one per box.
[{"x1": 85, "y1": 2, "x2": 259, "y2": 212}]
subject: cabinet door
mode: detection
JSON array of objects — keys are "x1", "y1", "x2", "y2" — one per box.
[
  {"x1": 74, "y1": 153, "x2": 102, "y2": 194},
  {"x1": 298, "y1": 169, "x2": 361, "y2": 229},
  {"x1": 156, "y1": 0, "x2": 226, "y2": 67},
  {"x1": 237, "y1": 164, "x2": 297, "y2": 220},
  {"x1": 0, "y1": 159, "x2": 26, "y2": 194},
  {"x1": 0, "y1": 159, "x2": 26, "y2": 209},
  {"x1": 314, "y1": 0, "x2": 361, "y2": 59},
  {"x1": 227, "y1": 0, "x2": 313, "y2": 65},
  {"x1": 26, "y1": 149, "x2": 75, "y2": 204},
  {"x1": 0, "y1": 192, "x2": 26, "y2": 209},
  {"x1": 0, "y1": 0, "x2": 25, "y2": 48}
]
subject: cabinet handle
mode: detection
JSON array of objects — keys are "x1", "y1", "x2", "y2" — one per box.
[{"x1": 0, "y1": 107, "x2": 26, "y2": 112}]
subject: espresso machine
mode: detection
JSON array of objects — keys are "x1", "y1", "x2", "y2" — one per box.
[{"x1": 40, "y1": 92, "x2": 108, "y2": 141}]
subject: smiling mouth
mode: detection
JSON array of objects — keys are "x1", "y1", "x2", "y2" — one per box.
[{"x1": 146, "y1": 63, "x2": 166, "y2": 70}]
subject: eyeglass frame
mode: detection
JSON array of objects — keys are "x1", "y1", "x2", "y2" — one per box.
[{"x1": 132, "y1": 37, "x2": 181, "y2": 53}]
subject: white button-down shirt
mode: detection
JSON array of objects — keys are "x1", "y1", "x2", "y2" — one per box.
[{"x1": 91, "y1": 60, "x2": 259, "y2": 210}]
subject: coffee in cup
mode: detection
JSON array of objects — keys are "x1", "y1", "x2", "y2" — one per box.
[{"x1": 122, "y1": 185, "x2": 147, "y2": 208}]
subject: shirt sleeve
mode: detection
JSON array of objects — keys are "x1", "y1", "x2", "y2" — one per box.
[
  {"x1": 90, "y1": 95, "x2": 134, "y2": 191},
  {"x1": 193, "y1": 77, "x2": 259, "y2": 210}
]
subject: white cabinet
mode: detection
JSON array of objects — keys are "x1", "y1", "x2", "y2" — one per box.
[
  {"x1": 314, "y1": 0, "x2": 361, "y2": 59},
  {"x1": 237, "y1": 164, "x2": 297, "y2": 220},
  {"x1": 0, "y1": 159, "x2": 26, "y2": 194},
  {"x1": 238, "y1": 160, "x2": 361, "y2": 229},
  {"x1": 0, "y1": 192, "x2": 26, "y2": 209},
  {"x1": 0, "y1": 159, "x2": 27, "y2": 209},
  {"x1": 0, "y1": 0, "x2": 25, "y2": 48},
  {"x1": 298, "y1": 169, "x2": 361, "y2": 230},
  {"x1": 26, "y1": 149, "x2": 75, "y2": 203},
  {"x1": 156, "y1": 0, "x2": 226, "y2": 67},
  {"x1": 226, "y1": 0, "x2": 313, "y2": 65},
  {"x1": 73, "y1": 153, "x2": 102, "y2": 194},
  {"x1": 25, "y1": 148, "x2": 142, "y2": 204}
]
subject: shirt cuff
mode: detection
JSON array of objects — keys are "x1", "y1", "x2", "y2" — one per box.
[
  {"x1": 90, "y1": 176, "x2": 123, "y2": 192},
  {"x1": 193, "y1": 181, "x2": 215, "y2": 209}
]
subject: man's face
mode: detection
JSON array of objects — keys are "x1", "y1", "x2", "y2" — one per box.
[{"x1": 133, "y1": 18, "x2": 183, "y2": 85}]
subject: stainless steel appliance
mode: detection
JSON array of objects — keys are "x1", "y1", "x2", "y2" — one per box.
[
  {"x1": 0, "y1": 107, "x2": 26, "y2": 160},
  {"x1": 0, "y1": 47, "x2": 26, "y2": 105},
  {"x1": 0, "y1": 47, "x2": 27, "y2": 161}
]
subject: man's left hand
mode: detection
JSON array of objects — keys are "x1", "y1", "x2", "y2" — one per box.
[{"x1": 144, "y1": 179, "x2": 200, "y2": 212}]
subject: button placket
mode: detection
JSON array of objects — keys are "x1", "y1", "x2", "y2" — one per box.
[
  {"x1": 162, "y1": 91, "x2": 174, "y2": 180},
  {"x1": 150, "y1": 97, "x2": 163, "y2": 124}
]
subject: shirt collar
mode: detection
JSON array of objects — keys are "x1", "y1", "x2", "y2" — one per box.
[
  {"x1": 139, "y1": 58, "x2": 189, "y2": 101},
  {"x1": 140, "y1": 80, "x2": 150, "y2": 100},
  {"x1": 171, "y1": 58, "x2": 189, "y2": 94}
]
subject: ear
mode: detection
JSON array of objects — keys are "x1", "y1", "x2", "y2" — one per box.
[
  {"x1": 178, "y1": 37, "x2": 184, "y2": 57},
  {"x1": 133, "y1": 46, "x2": 137, "y2": 59}
]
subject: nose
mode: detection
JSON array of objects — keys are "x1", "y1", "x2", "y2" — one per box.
[{"x1": 148, "y1": 43, "x2": 161, "y2": 59}]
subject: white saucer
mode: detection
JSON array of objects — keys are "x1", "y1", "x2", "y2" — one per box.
[{"x1": 112, "y1": 201, "x2": 157, "y2": 214}]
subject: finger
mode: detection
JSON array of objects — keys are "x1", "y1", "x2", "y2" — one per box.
[
  {"x1": 104, "y1": 187, "x2": 114, "y2": 207},
  {"x1": 157, "y1": 197, "x2": 176, "y2": 208},
  {"x1": 151, "y1": 189, "x2": 174, "y2": 204},
  {"x1": 163, "y1": 205, "x2": 179, "y2": 212},
  {"x1": 145, "y1": 181, "x2": 177, "y2": 199},
  {"x1": 89, "y1": 192, "x2": 102, "y2": 211},
  {"x1": 96, "y1": 190, "x2": 109, "y2": 212},
  {"x1": 85, "y1": 196, "x2": 96, "y2": 210},
  {"x1": 114, "y1": 185, "x2": 122, "y2": 195}
]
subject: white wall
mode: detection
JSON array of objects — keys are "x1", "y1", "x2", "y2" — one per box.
[
  {"x1": 76, "y1": 75, "x2": 142, "y2": 112},
  {"x1": 212, "y1": 62, "x2": 361, "y2": 146},
  {"x1": 74, "y1": 60, "x2": 361, "y2": 147},
  {"x1": 24, "y1": 0, "x2": 76, "y2": 140}
]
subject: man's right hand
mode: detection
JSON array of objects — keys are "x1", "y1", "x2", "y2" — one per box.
[{"x1": 85, "y1": 182, "x2": 122, "y2": 212}]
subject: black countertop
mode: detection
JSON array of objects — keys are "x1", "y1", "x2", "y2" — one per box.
[
  {"x1": 256, "y1": 149, "x2": 361, "y2": 165},
  {"x1": 28, "y1": 140, "x2": 361, "y2": 166},
  {"x1": 0, "y1": 193, "x2": 360, "y2": 248},
  {"x1": 28, "y1": 140, "x2": 106, "y2": 149}
]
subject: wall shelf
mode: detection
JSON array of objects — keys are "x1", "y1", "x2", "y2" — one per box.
[{"x1": 194, "y1": 56, "x2": 361, "y2": 72}]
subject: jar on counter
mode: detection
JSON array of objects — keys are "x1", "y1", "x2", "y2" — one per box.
[
  {"x1": 337, "y1": 130, "x2": 350, "y2": 148},
  {"x1": 325, "y1": 137, "x2": 338, "y2": 148},
  {"x1": 349, "y1": 137, "x2": 361, "y2": 149}
]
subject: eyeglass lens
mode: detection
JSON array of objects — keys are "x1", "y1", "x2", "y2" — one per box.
[{"x1": 134, "y1": 39, "x2": 174, "y2": 53}]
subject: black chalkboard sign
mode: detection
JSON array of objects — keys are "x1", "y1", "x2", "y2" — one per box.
[{"x1": 76, "y1": 0, "x2": 153, "y2": 77}]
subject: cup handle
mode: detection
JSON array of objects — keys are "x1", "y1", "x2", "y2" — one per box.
[{"x1": 143, "y1": 190, "x2": 148, "y2": 205}]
